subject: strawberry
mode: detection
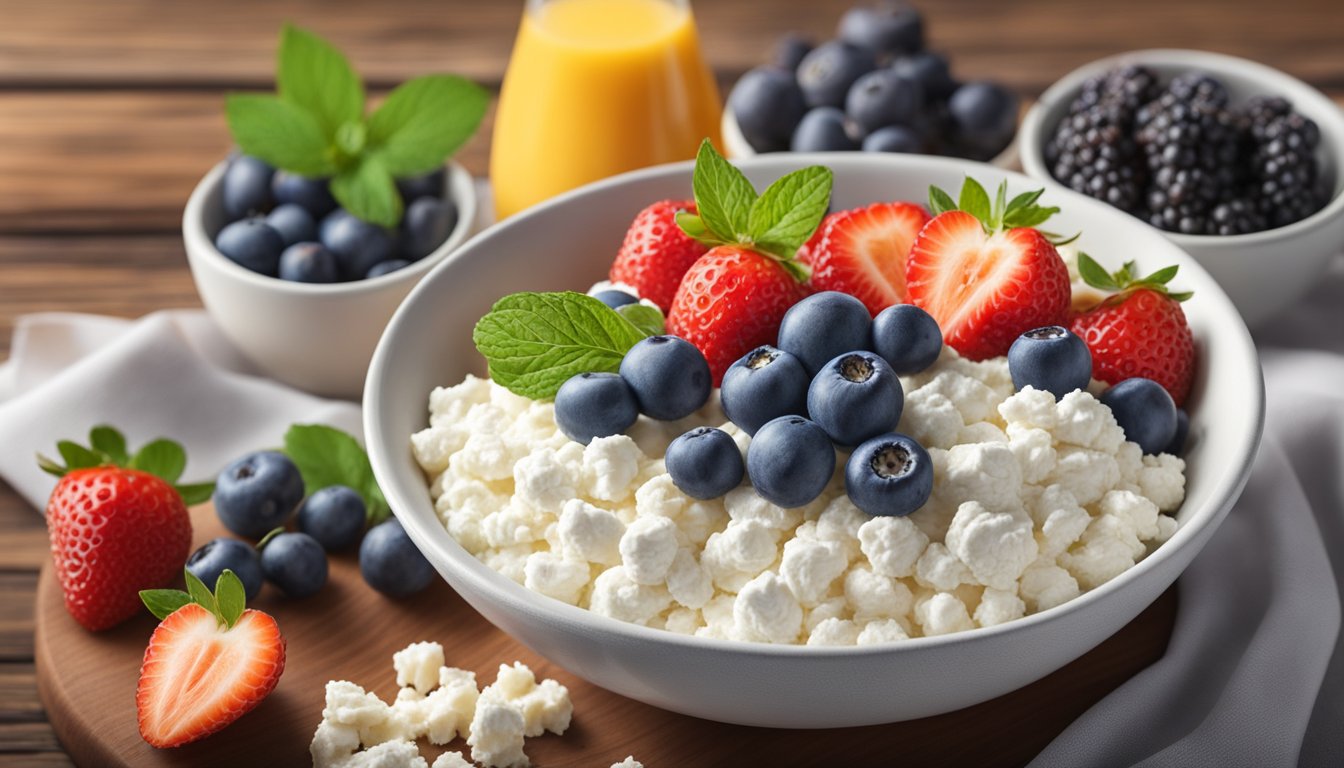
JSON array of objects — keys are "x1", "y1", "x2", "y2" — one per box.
[
  {"x1": 1069, "y1": 253, "x2": 1196, "y2": 406},
  {"x1": 808, "y1": 201, "x2": 930, "y2": 315},
  {"x1": 609, "y1": 199, "x2": 709, "y2": 312},
  {"x1": 906, "y1": 179, "x2": 1072, "y2": 360},
  {"x1": 795, "y1": 211, "x2": 841, "y2": 266},
  {"x1": 39, "y1": 427, "x2": 212, "y2": 631},
  {"x1": 137, "y1": 569, "x2": 286, "y2": 748}
]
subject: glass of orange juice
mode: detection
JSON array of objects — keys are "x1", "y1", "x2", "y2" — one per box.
[{"x1": 490, "y1": 0, "x2": 722, "y2": 219}]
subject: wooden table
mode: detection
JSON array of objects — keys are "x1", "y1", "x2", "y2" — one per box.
[{"x1": 0, "y1": 1, "x2": 1339, "y2": 764}]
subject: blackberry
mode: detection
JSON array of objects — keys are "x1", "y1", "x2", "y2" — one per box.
[
  {"x1": 1248, "y1": 111, "x2": 1326, "y2": 227},
  {"x1": 1167, "y1": 71, "x2": 1230, "y2": 109},
  {"x1": 1209, "y1": 197, "x2": 1267, "y2": 235},
  {"x1": 1135, "y1": 90, "x2": 1243, "y2": 234}
]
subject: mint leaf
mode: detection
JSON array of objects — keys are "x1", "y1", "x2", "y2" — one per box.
[
  {"x1": 690, "y1": 140, "x2": 756, "y2": 243},
  {"x1": 473, "y1": 292, "x2": 650, "y2": 400},
  {"x1": 57, "y1": 441, "x2": 104, "y2": 472},
  {"x1": 277, "y1": 24, "x2": 364, "y2": 140},
  {"x1": 331, "y1": 155, "x2": 401, "y2": 228},
  {"x1": 369, "y1": 74, "x2": 488, "y2": 178},
  {"x1": 747, "y1": 166, "x2": 833, "y2": 259},
  {"x1": 215, "y1": 570, "x2": 246, "y2": 629},
  {"x1": 226, "y1": 93, "x2": 336, "y2": 177},
  {"x1": 283, "y1": 425, "x2": 389, "y2": 526},
  {"x1": 175, "y1": 482, "x2": 215, "y2": 507},
  {"x1": 89, "y1": 426, "x2": 128, "y2": 465},
  {"x1": 958, "y1": 177, "x2": 992, "y2": 226},
  {"x1": 674, "y1": 211, "x2": 713, "y2": 244},
  {"x1": 184, "y1": 569, "x2": 217, "y2": 618},
  {"x1": 616, "y1": 303, "x2": 665, "y2": 336},
  {"x1": 129, "y1": 439, "x2": 187, "y2": 484},
  {"x1": 140, "y1": 589, "x2": 192, "y2": 621},
  {"x1": 928, "y1": 185, "x2": 957, "y2": 215}
]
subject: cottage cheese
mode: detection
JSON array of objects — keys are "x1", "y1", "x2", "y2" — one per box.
[{"x1": 416, "y1": 345, "x2": 1186, "y2": 646}]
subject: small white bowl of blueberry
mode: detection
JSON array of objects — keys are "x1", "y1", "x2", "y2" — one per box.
[{"x1": 723, "y1": 2, "x2": 1018, "y2": 166}]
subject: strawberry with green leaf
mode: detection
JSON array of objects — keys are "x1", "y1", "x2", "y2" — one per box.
[
  {"x1": 668, "y1": 140, "x2": 833, "y2": 381},
  {"x1": 38, "y1": 426, "x2": 212, "y2": 632}
]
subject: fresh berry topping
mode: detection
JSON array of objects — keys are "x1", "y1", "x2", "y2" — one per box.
[
  {"x1": 320, "y1": 209, "x2": 395, "y2": 280},
  {"x1": 890, "y1": 51, "x2": 957, "y2": 102},
  {"x1": 906, "y1": 178, "x2": 1071, "y2": 360},
  {"x1": 948, "y1": 82, "x2": 1019, "y2": 161},
  {"x1": 1247, "y1": 109, "x2": 1326, "y2": 229},
  {"x1": 360, "y1": 519, "x2": 434, "y2": 598},
  {"x1": 608, "y1": 199, "x2": 709, "y2": 312},
  {"x1": 259, "y1": 531, "x2": 328, "y2": 599},
  {"x1": 1136, "y1": 89, "x2": 1243, "y2": 235},
  {"x1": 366, "y1": 259, "x2": 411, "y2": 279},
  {"x1": 837, "y1": 3, "x2": 924, "y2": 56},
  {"x1": 1100, "y1": 378, "x2": 1179, "y2": 455},
  {"x1": 773, "y1": 34, "x2": 813, "y2": 72},
  {"x1": 265, "y1": 204, "x2": 318, "y2": 248},
  {"x1": 214, "y1": 451, "x2": 305, "y2": 540},
  {"x1": 791, "y1": 107, "x2": 860, "y2": 151},
  {"x1": 720, "y1": 345, "x2": 811, "y2": 436},
  {"x1": 797, "y1": 41, "x2": 876, "y2": 109},
  {"x1": 844, "y1": 433, "x2": 934, "y2": 517},
  {"x1": 806, "y1": 352, "x2": 904, "y2": 446},
  {"x1": 1007, "y1": 325, "x2": 1093, "y2": 400},
  {"x1": 221, "y1": 155, "x2": 275, "y2": 220},
  {"x1": 401, "y1": 196, "x2": 458, "y2": 260},
  {"x1": 271, "y1": 171, "x2": 336, "y2": 218},
  {"x1": 554, "y1": 372, "x2": 639, "y2": 445},
  {"x1": 871, "y1": 303, "x2": 942, "y2": 374},
  {"x1": 862, "y1": 124, "x2": 924, "y2": 153},
  {"x1": 777, "y1": 291, "x2": 873, "y2": 376},
  {"x1": 1166, "y1": 408, "x2": 1190, "y2": 456},
  {"x1": 728, "y1": 67, "x2": 807, "y2": 153},
  {"x1": 845, "y1": 69, "x2": 922, "y2": 136},
  {"x1": 297, "y1": 486, "x2": 368, "y2": 551},
  {"x1": 619, "y1": 335, "x2": 712, "y2": 421},
  {"x1": 746, "y1": 416, "x2": 836, "y2": 509},
  {"x1": 665, "y1": 427, "x2": 746, "y2": 500},
  {"x1": 187, "y1": 538, "x2": 263, "y2": 601},
  {"x1": 395, "y1": 167, "x2": 447, "y2": 205},
  {"x1": 216, "y1": 217, "x2": 284, "y2": 276},
  {"x1": 591, "y1": 289, "x2": 640, "y2": 309},
  {"x1": 1069, "y1": 253, "x2": 1195, "y2": 406},
  {"x1": 279, "y1": 242, "x2": 340, "y2": 283},
  {"x1": 808, "y1": 201, "x2": 930, "y2": 315}
]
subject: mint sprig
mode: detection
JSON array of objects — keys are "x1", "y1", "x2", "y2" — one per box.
[
  {"x1": 473, "y1": 291, "x2": 655, "y2": 400},
  {"x1": 36, "y1": 425, "x2": 215, "y2": 506},
  {"x1": 615, "y1": 303, "x2": 665, "y2": 337},
  {"x1": 226, "y1": 24, "x2": 487, "y2": 228},
  {"x1": 1077, "y1": 253, "x2": 1193, "y2": 303},
  {"x1": 928, "y1": 177, "x2": 1075, "y2": 244},
  {"x1": 141, "y1": 568, "x2": 248, "y2": 629},
  {"x1": 283, "y1": 424, "x2": 389, "y2": 526}
]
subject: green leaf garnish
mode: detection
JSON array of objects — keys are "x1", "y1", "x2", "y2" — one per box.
[
  {"x1": 215, "y1": 570, "x2": 246, "y2": 629},
  {"x1": 330, "y1": 155, "x2": 402, "y2": 229},
  {"x1": 473, "y1": 291, "x2": 653, "y2": 400},
  {"x1": 225, "y1": 94, "x2": 335, "y2": 177},
  {"x1": 616, "y1": 303, "x2": 666, "y2": 337},
  {"x1": 958, "y1": 177, "x2": 992, "y2": 224},
  {"x1": 175, "y1": 482, "x2": 217, "y2": 507},
  {"x1": 139, "y1": 589, "x2": 192, "y2": 622},
  {"x1": 37, "y1": 427, "x2": 214, "y2": 506},
  {"x1": 1076, "y1": 252, "x2": 1193, "y2": 305},
  {"x1": 690, "y1": 140, "x2": 756, "y2": 244},
  {"x1": 57, "y1": 441, "x2": 105, "y2": 472},
  {"x1": 89, "y1": 425, "x2": 129, "y2": 465},
  {"x1": 283, "y1": 425, "x2": 389, "y2": 526},
  {"x1": 368, "y1": 75, "x2": 489, "y2": 177},
  {"x1": 748, "y1": 165, "x2": 833, "y2": 261},
  {"x1": 928, "y1": 176, "x2": 1068, "y2": 243},
  {"x1": 140, "y1": 568, "x2": 253, "y2": 628},
  {"x1": 129, "y1": 439, "x2": 187, "y2": 485},
  {"x1": 184, "y1": 568, "x2": 217, "y2": 616},
  {"x1": 928, "y1": 185, "x2": 957, "y2": 216},
  {"x1": 276, "y1": 23, "x2": 365, "y2": 140}
]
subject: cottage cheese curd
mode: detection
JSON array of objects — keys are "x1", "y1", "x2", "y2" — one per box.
[{"x1": 414, "y1": 346, "x2": 1185, "y2": 645}]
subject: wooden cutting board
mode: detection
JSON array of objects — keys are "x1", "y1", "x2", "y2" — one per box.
[{"x1": 35, "y1": 504, "x2": 1177, "y2": 767}]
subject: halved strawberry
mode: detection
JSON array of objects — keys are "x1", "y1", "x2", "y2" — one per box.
[
  {"x1": 609, "y1": 199, "x2": 708, "y2": 312},
  {"x1": 808, "y1": 202, "x2": 930, "y2": 315},
  {"x1": 906, "y1": 181, "x2": 1072, "y2": 360},
  {"x1": 795, "y1": 211, "x2": 842, "y2": 266}
]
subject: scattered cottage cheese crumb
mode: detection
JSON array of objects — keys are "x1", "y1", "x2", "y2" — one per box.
[
  {"x1": 610, "y1": 757, "x2": 644, "y2": 768},
  {"x1": 432, "y1": 752, "x2": 473, "y2": 768}
]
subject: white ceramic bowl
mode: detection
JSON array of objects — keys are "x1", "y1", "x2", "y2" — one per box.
[
  {"x1": 1020, "y1": 49, "x2": 1344, "y2": 328},
  {"x1": 364, "y1": 153, "x2": 1263, "y2": 728},
  {"x1": 183, "y1": 160, "x2": 477, "y2": 399}
]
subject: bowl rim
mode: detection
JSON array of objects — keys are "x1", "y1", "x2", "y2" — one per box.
[
  {"x1": 366, "y1": 151, "x2": 1264, "y2": 658},
  {"x1": 1019, "y1": 47, "x2": 1344, "y2": 247},
  {"x1": 182, "y1": 157, "x2": 477, "y2": 295}
]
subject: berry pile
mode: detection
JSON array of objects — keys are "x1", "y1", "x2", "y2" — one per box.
[
  {"x1": 1045, "y1": 66, "x2": 1329, "y2": 235},
  {"x1": 728, "y1": 2, "x2": 1017, "y2": 161}
]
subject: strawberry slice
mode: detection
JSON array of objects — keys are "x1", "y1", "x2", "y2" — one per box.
[
  {"x1": 906, "y1": 181, "x2": 1072, "y2": 360},
  {"x1": 808, "y1": 202, "x2": 930, "y2": 315},
  {"x1": 609, "y1": 199, "x2": 708, "y2": 312}
]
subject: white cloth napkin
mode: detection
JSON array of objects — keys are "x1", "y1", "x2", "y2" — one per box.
[{"x1": 1, "y1": 258, "x2": 1341, "y2": 767}]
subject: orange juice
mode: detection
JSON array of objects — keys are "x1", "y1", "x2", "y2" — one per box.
[{"x1": 490, "y1": 0, "x2": 722, "y2": 219}]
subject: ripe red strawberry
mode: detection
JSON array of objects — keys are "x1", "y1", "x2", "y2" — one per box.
[
  {"x1": 906, "y1": 180, "x2": 1071, "y2": 360},
  {"x1": 808, "y1": 201, "x2": 930, "y2": 315},
  {"x1": 668, "y1": 245, "x2": 809, "y2": 383},
  {"x1": 137, "y1": 571, "x2": 286, "y2": 748},
  {"x1": 795, "y1": 211, "x2": 842, "y2": 266},
  {"x1": 1069, "y1": 254, "x2": 1196, "y2": 406},
  {"x1": 609, "y1": 199, "x2": 709, "y2": 312}
]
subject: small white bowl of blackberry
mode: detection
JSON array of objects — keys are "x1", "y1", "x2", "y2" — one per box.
[
  {"x1": 184, "y1": 25, "x2": 486, "y2": 398},
  {"x1": 723, "y1": 2, "x2": 1018, "y2": 166},
  {"x1": 1020, "y1": 49, "x2": 1344, "y2": 327}
]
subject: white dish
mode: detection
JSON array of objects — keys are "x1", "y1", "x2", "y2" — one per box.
[{"x1": 364, "y1": 153, "x2": 1263, "y2": 728}]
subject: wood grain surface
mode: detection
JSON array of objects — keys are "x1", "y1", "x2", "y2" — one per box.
[{"x1": 2, "y1": 0, "x2": 1342, "y2": 765}]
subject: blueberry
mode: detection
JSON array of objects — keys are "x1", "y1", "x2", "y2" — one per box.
[
  {"x1": 592, "y1": 289, "x2": 639, "y2": 309},
  {"x1": 271, "y1": 171, "x2": 337, "y2": 218},
  {"x1": 777, "y1": 292, "x2": 872, "y2": 376},
  {"x1": 1100, "y1": 378, "x2": 1179, "y2": 455},
  {"x1": 1008, "y1": 326, "x2": 1092, "y2": 400},
  {"x1": 838, "y1": 3, "x2": 924, "y2": 56},
  {"x1": 1165, "y1": 408, "x2": 1190, "y2": 456},
  {"x1": 845, "y1": 70, "x2": 922, "y2": 135},
  {"x1": 214, "y1": 451, "x2": 305, "y2": 539},
  {"x1": 619, "y1": 336, "x2": 711, "y2": 420},
  {"x1": 791, "y1": 107, "x2": 860, "y2": 152},
  {"x1": 279, "y1": 242, "x2": 341, "y2": 283},
  {"x1": 721, "y1": 346, "x2": 810, "y2": 436},
  {"x1": 297, "y1": 485, "x2": 367, "y2": 551},
  {"x1": 266, "y1": 203, "x2": 318, "y2": 247},
  {"x1": 862, "y1": 124, "x2": 924, "y2": 153},
  {"x1": 845, "y1": 433, "x2": 933, "y2": 516},
  {"x1": 665, "y1": 427, "x2": 745, "y2": 500},
  {"x1": 872, "y1": 304, "x2": 942, "y2": 374},
  {"x1": 948, "y1": 81, "x2": 1019, "y2": 160},
  {"x1": 186, "y1": 538, "x2": 263, "y2": 601},
  {"x1": 222, "y1": 155, "x2": 274, "y2": 219},
  {"x1": 360, "y1": 519, "x2": 434, "y2": 598},
  {"x1": 554, "y1": 372, "x2": 639, "y2": 445},
  {"x1": 747, "y1": 416, "x2": 836, "y2": 508},
  {"x1": 797, "y1": 41, "x2": 877, "y2": 109},
  {"x1": 728, "y1": 67, "x2": 807, "y2": 153},
  {"x1": 367, "y1": 259, "x2": 412, "y2": 279},
  {"x1": 773, "y1": 33, "x2": 813, "y2": 72},
  {"x1": 401, "y1": 196, "x2": 459, "y2": 260},
  {"x1": 807, "y1": 352, "x2": 904, "y2": 446},
  {"x1": 395, "y1": 167, "x2": 447, "y2": 203},
  {"x1": 891, "y1": 52, "x2": 956, "y2": 102},
  {"x1": 259, "y1": 532, "x2": 328, "y2": 599},
  {"x1": 320, "y1": 209, "x2": 395, "y2": 280},
  {"x1": 215, "y1": 217, "x2": 285, "y2": 276}
]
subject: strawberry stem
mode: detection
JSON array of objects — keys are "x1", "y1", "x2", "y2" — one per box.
[{"x1": 1077, "y1": 252, "x2": 1193, "y2": 302}]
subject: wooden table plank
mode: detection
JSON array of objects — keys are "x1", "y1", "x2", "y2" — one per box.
[
  {"x1": 0, "y1": 574, "x2": 37, "y2": 663},
  {"x1": 0, "y1": 664, "x2": 44, "y2": 722}
]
